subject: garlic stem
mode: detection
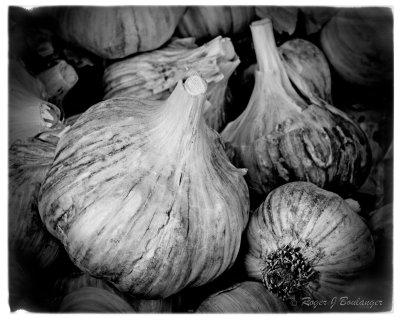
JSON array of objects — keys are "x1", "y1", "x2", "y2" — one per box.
[
  {"x1": 251, "y1": 19, "x2": 286, "y2": 75},
  {"x1": 184, "y1": 73, "x2": 207, "y2": 96},
  {"x1": 250, "y1": 18, "x2": 306, "y2": 107},
  {"x1": 156, "y1": 73, "x2": 208, "y2": 147}
]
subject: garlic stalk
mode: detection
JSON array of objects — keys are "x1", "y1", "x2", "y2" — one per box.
[
  {"x1": 39, "y1": 73, "x2": 249, "y2": 298},
  {"x1": 221, "y1": 18, "x2": 372, "y2": 200},
  {"x1": 102, "y1": 36, "x2": 237, "y2": 100}
]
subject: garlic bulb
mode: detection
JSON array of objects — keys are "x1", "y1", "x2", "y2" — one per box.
[
  {"x1": 320, "y1": 7, "x2": 393, "y2": 88},
  {"x1": 36, "y1": 60, "x2": 79, "y2": 108},
  {"x1": 127, "y1": 295, "x2": 181, "y2": 313},
  {"x1": 9, "y1": 132, "x2": 63, "y2": 270},
  {"x1": 50, "y1": 271, "x2": 121, "y2": 309},
  {"x1": 245, "y1": 182, "x2": 375, "y2": 305},
  {"x1": 34, "y1": 6, "x2": 186, "y2": 60},
  {"x1": 102, "y1": 36, "x2": 237, "y2": 101},
  {"x1": 176, "y1": 6, "x2": 256, "y2": 43},
  {"x1": 300, "y1": 7, "x2": 338, "y2": 35},
  {"x1": 367, "y1": 203, "x2": 393, "y2": 245},
  {"x1": 196, "y1": 281, "x2": 288, "y2": 312},
  {"x1": 39, "y1": 73, "x2": 249, "y2": 298},
  {"x1": 103, "y1": 36, "x2": 240, "y2": 131},
  {"x1": 278, "y1": 38, "x2": 332, "y2": 104},
  {"x1": 221, "y1": 18, "x2": 371, "y2": 199},
  {"x1": 9, "y1": 59, "x2": 64, "y2": 146},
  {"x1": 255, "y1": 6, "x2": 298, "y2": 35},
  {"x1": 59, "y1": 287, "x2": 134, "y2": 312}
]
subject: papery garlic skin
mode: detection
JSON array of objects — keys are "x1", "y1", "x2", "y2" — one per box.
[
  {"x1": 39, "y1": 74, "x2": 249, "y2": 298},
  {"x1": 221, "y1": 19, "x2": 371, "y2": 199}
]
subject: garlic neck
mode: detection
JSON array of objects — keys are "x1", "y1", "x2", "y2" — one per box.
[
  {"x1": 156, "y1": 74, "x2": 209, "y2": 153},
  {"x1": 250, "y1": 18, "x2": 307, "y2": 108}
]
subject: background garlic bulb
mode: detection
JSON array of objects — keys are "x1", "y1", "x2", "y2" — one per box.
[
  {"x1": 176, "y1": 6, "x2": 256, "y2": 43},
  {"x1": 102, "y1": 36, "x2": 237, "y2": 101},
  {"x1": 278, "y1": 38, "x2": 333, "y2": 104},
  {"x1": 39, "y1": 73, "x2": 249, "y2": 298},
  {"x1": 34, "y1": 6, "x2": 186, "y2": 59},
  {"x1": 196, "y1": 281, "x2": 288, "y2": 312},
  {"x1": 221, "y1": 18, "x2": 372, "y2": 201},
  {"x1": 9, "y1": 133, "x2": 63, "y2": 270},
  {"x1": 58, "y1": 287, "x2": 134, "y2": 313},
  {"x1": 9, "y1": 59, "x2": 64, "y2": 146},
  {"x1": 320, "y1": 7, "x2": 393, "y2": 88}
]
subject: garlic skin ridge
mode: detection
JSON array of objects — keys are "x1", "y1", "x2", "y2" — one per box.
[
  {"x1": 221, "y1": 18, "x2": 372, "y2": 199},
  {"x1": 38, "y1": 74, "x2": 250, "y2": 298}
]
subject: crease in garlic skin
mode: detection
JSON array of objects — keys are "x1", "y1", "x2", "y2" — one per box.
[
  {"x1": 39, "y1": 72, "x2": 250, "y2": 298},
  {"x1": 221, "y1": 18, "x2": 372, "y2": 201}
]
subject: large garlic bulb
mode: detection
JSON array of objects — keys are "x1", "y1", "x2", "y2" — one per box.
[
  {"x1": 221, "y1": 18, "x2": 371, "y2": 199},
  {"x1": 39, "y1": 73, "x2": 249, "y2": 298},
  {"x1": 245, "y1": 182, "x2": 375, "y2": 305}
]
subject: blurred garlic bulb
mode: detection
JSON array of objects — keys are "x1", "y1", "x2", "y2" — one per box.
[
  {"x1": 9, "y1": 132, "x2": 64, "y2": 270},
  {"x1": 36, "y1": 60, "x2": 79, "y2": 108},
  {"x1": 59, "y1": 287, "x2": 134, "y2": 313},
  {"x1": 9, "y1": 59, "x2": 64, "y2": 146},
  {"x1": 278, "y1": 38, "x2": 332, "y2": 104},
  {"x1": 320, "y1": 7, "x2": 393, "y2": 88},
  {"x1": 176, "y1": 6, "x2": 256, "y2": 43},
  {"x1": 196, "y1": 281, "x2": 288, "y2": 312}
]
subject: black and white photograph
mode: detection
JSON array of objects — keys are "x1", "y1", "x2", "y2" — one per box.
[{"x1": 6, "y1": 2, "x2": 395, "y2": 314}]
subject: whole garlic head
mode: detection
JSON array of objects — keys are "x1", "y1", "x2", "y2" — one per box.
[
  {"x1": 222, "y1": 18, "x2": 371, "y2": 201},
  {"x1": 39, "y1": 73, "x2": 250, "y2": 298}
]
